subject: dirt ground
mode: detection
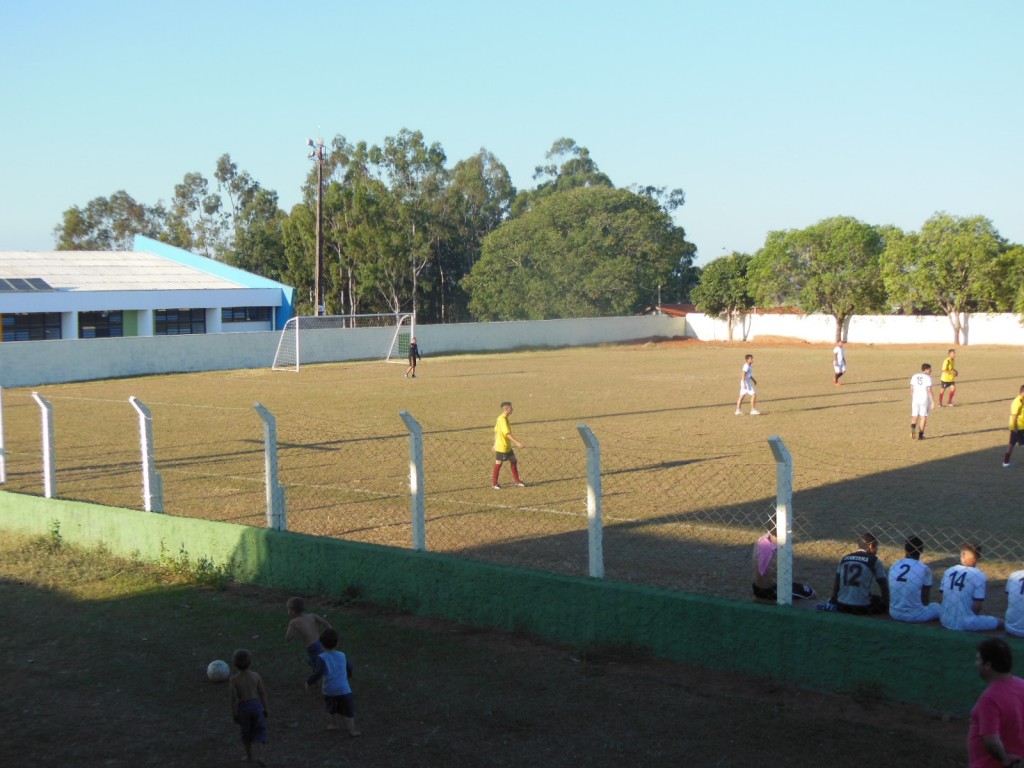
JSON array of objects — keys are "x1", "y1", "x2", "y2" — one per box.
[{"x1": 0, "y1": 532, "x2": 972, "y2": 768}]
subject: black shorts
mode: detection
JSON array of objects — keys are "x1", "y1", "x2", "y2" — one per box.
[
  {"x1": 494, "y1": 450, "x2": 517, "y2": 462},
  {"x1": 324, "y1": 693, "x2": 355, "y2": 717},
  {"x1": 837, "y1": 595, "x2": 887, "y2": 615},
  {"x1": 1012, "y1": 431, "x2": 1024, "y2": 447},
  {"x1": 941, "y1": 381, "x2": 955, "y2": 389}
]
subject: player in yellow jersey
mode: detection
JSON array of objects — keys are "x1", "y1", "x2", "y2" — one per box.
[
  {"x1": 1004, "y1": 385, "x2": 1024, "y2": 468},
  {"x1": 492, "y1": 401, "x2": 525, "y2": 489},
  {"x1": 938, "y1": 349, "x2": 958, "y2": 406}
]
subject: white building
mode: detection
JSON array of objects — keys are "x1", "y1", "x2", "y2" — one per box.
[{"x1": 0, "y1": 235, "x2": 294, "y2": 342}]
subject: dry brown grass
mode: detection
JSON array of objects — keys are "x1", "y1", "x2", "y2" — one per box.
[{"x1": 3, "y1": 339, "x2": 1023, "y2": 607}]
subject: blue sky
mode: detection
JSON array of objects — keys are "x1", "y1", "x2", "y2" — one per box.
[{"x1": 1, "y1": 1, "x2": 1021, "y2": 265}]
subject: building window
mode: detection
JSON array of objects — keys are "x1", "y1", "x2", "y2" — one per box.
[
  {"x1": 2, "y1": 312, "x2": 62, "y2": 342},
  {"x1": 222, "y1": 306, "x2": 272, "y2": 323},
  {"x1": 155, "y1": 308, "x2": 206, "y2": 335},
  {"x1": 79, "y1": 311, "x2": 124, "y2": 339}
]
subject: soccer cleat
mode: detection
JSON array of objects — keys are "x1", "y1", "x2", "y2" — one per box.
[
  {"x1": 514, "y1": 481, "x2": 526, "y2": 487},
  {"x1": 749, "y1": 409, "x2": 760, "y2": 415},
  {"x1": 1004, "y1": 462, "x2": 1012, "y2": 468},
  {"x1": 918, "y1": 433, "x2": 925, "y2": 440},
  {"x1": 816, "y1": 601, "x2": 837, "y2": 612},
  {"x1": 735, "y1": 410, "x2": 743, "y2": 415},
  {"x1": 403, "y1": 373, "x2": 408, "y2": 378},
  {"x1": 492, "y1": 484, "x2": 501, "y2": 490},
  {"x1": 411, "y1": 374, "x2": 416, "y2": 378}
]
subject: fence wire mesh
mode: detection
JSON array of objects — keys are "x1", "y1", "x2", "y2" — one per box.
[{"x1": 3, "y1": 387, "x2": 1023, "y2": 612}]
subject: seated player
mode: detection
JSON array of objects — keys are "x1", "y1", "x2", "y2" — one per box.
[
  {"x1": 821, "y1": 532, "x2": 889, "y2": 615},
  {"x1": 888, "y1": 535, "x2": 941, "y2": 623},
  {"x1": 940, "y1": 544, "x2": 1001, "y2": 632},
  {"x1": 751, "y1": 528, "x2": 814, "y2": 601}
]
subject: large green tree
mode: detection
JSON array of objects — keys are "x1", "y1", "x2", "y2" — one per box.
[
  {"x1": 748, "y1": 216, "x2": 886, "y2": 342},
  {"x1": 464, "y1": 186, "x2": 693, "y2": 320},
  {"x1": 881, "y1": 213, "x2": 1006, "y2": 344},
  {"x1": 691, "y1": 252, "x2": 754, "y2": 341},
  {"x1": 511, "y1": 138, "x2": 613, "y2": 217},
  {"x1": 434, "y1": 149, "x2": 515, "y2": 322},
  {"x1": 53, "y1": 190, "x2": 165, "y2": 251}
]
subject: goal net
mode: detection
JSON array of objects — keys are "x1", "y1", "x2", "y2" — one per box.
[{"x1": 272, "y1": 313, "x2": 415, "y2": 371}]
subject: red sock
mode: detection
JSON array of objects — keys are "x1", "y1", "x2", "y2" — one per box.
[
  {"x1": 948, "y1": 392, "x2": 955, "y2": 404},
  {"x1": 939, "y1": 393, "x2": 945, "y2": 405},
  {"x1": 492, "y1": 464, "x2": 501, "y2": 486},
  {"x1": 511, "y1": 463, "x2": 521, "y2": 483}
]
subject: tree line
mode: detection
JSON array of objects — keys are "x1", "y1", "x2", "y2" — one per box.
[
  {"x1": 54, "y1": 133, "x2": 1022, "y2": 340},
  {"x1": 53, "y1": 133, "x2": 697, "y2": 322},
  {"x1": 692, "y1": 214, "x2": 1024, "y2": 344}
]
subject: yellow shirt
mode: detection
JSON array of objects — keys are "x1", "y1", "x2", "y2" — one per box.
[
  {"x1": 1011, "y1": 395, "x2": 1024, "y2": 432},
  {"x1": 940, "y1": 356, "x2": 957, "y2": 383},
  {"x1": 494, "y1": 413, "x2": 512, "y2": 453}
]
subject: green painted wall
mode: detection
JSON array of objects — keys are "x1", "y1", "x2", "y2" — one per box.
[
  {"x1": 0, "y1": 490, "x2": 990, "y2": 715},
  {"x1": 124, "y1": 311, "x2": 138, "y2": 337}
]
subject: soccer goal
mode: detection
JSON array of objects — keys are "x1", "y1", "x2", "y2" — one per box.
[{"x1": 272, "y1": 313, "x2": 415, "y2": 371}]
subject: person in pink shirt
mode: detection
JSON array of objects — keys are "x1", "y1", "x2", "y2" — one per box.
[{"x1": 968, "y1": 638, "x2": 1024, "y2": 768}]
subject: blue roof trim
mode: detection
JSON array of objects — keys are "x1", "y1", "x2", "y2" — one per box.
[
  {"x1": 133, "y1": 235, "x2": 295, "y2": 330},
  {"x1": 133, "y1": 235, "x2": 282, "y2": 288}
]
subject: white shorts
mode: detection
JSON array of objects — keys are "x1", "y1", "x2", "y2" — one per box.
[
  {"x1": 890, "y1": 604, "x2": 941, "y2": 623},
  {"x1": 833, "y1": 364, "x2": 846, "y2": 374},
  {"x1": 740, "y1": 384, "x2": 756, "y2": 396},
  {"x1": 911, "y1": 402, "x2": 931, "y2": 418},
  {"x1": 942, "y1": 613, "x2": 1001, "y2": 632}
]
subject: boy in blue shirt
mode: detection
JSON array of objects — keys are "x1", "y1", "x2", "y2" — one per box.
[{"x1": 305, "y1": 628, "x2": 361, "y2": 736}]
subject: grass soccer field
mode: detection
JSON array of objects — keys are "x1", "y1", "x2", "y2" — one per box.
[{"x1": 2, "y1": 339, "x2": 1023, "y2": 609}]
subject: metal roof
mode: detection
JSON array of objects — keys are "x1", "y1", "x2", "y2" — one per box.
[{"x1": 0, "y1": 251, "x2": 245, "y2": 292}]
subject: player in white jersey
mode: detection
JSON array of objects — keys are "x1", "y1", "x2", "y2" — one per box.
[
  {"x1": 940, "y1": 544, "x2": 1001, "y2": 632},
  {"x1": 735, "y1": 354, "x2": 760, "y2": 416},
  {"x1": 832, "y1": 341, "x2": 846, "y2": 386},
  {"x1": 888, "y1": 535, "x2": 941, "y2": 623},
  {"x1": 1005, "y1": 568, "x2": 1024, "y2": 638},
  {"x1": 909, "y1": 363, "x2": 935, "y2": 440}
]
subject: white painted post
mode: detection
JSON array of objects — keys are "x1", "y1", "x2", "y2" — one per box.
[
  {"x1": 129, "y1": 396, "x2": 164, "y2": 513},
  {"x1": 30, "y1": 392, "x2": 57, "y2": 499},
  {"x1": 399, "y1": 410, "x2": 426, "y2": 551},
  {"x1": 577, "y1": 423, "x2": 604, "y2": 579},
  {"x1": 253, "y1": 403, "x2": 287, "y2": 530},
  {"x1": 768, "y1": 435, "x2": 794, "y2": 607},
  {"x1": 0, "y1": 387, "x2": 6, "y2": 484}
]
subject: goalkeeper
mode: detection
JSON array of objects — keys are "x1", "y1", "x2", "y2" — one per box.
[{"x1": 404, "y1": 337, "x2": 421, "y2": 378}]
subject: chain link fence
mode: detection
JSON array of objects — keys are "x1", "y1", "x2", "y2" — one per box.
[{"x1": 2, "y1": 387, "x2": 1021, "y2": 609}]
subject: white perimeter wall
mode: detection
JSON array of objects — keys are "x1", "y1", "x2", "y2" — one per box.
[
  {"x1": 686, "y1": 311, "x2": 1024, "y2": 346},
  {"x1": 0, "y1": 315, "x2": 686, "y2": 388},
  {"x1": 2, "y1": 311, "x2": 1021, "y2": 388}
]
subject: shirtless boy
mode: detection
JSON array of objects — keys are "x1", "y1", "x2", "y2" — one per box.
[{"x1": 285, "y1": 596, "x2": 333, "y2": 667}]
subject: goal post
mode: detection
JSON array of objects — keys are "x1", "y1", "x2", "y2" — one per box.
[{"x1": 272, "y1": 313, "x2": 415, "y2": 371}]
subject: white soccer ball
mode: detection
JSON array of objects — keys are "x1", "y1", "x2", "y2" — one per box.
[{"x1": 206, "y1": 659, "x2": 230, "y2": 682}]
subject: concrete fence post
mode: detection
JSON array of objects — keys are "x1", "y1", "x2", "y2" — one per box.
[
  {"x1": 30, "y1": 392, "x2": 57, "y2": 499},
  {"x1": 577, "y1": 423, "x2": 604, "y2": 579},
  {"x1": 253, "y1": 403, "x2": 287, "y2": 531},
  {"x1": 399, "y1": 410, "x2": 426, "y2": 552},
  {"x1": 768, "y1": 435, "x2": 794, "y2": 607},
  {"x1": 128, "y1": 396, "x2": 164, "y2": 513},
  {"x1": 0, "y1": 387, "x2": 6, "y2": 484}
]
